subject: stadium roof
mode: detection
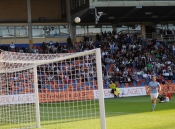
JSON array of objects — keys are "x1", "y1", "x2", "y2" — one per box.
[{"x1": 79, "y1": 6, "x2": 175, "y2": 24}]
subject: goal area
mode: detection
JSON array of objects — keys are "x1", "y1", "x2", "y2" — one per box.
[{"x1": 0, "y1": 49, "x2": 106, "y2": 129}]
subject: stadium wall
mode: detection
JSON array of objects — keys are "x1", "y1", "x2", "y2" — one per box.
[
  {"x1": 0, "y1": 38, "x2": 67, "y2": 44},
  {"x1": 0, "y1": 37, "x2": 93, "y2": 47},
  {"x1": 0, "y1": 38, "x2": 67, "y2": 49},
  {"x1": 0, "y1": 0, "x2": 62, "y2": 22}
]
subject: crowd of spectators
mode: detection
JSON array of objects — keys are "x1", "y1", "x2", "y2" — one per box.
[
  {"x1": 1, "y1": 31, "x2": 175, "y2": 95},
  {"x1": 97, "y1": 32, "x2": 175, "y2": 88}
]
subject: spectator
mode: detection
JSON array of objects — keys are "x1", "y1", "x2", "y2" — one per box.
[
  {"x1": 10, "y1": 42, "x2": 15, "y2": 52},
  {"x1": 67, "y1": 36, "x2": 72, "y2": 49}
]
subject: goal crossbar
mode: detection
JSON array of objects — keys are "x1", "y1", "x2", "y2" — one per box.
[{"x1": 0, "y1": 49, "x2": 96, "y2": 65}]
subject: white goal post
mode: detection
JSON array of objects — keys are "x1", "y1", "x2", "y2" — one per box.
[{"x1": 0, "y1": 48, "x2": 106, "y2": 129}]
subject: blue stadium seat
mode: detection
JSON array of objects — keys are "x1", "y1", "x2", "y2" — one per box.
[
  {"x1": 30, "y1": 85, "x2": 34, "y2": 89},
  {"x1": 103, "y1": 84, "x2": 108, "y2": 89},
  {"x1": 89, "y1": 77, "x2": 93, "y2": 81},
  {"x1": 133, "y1": 61, "x2": 136, "y2": 67},
  {"x1": 133, "y1": 81, "x2": 137, "y2": 87},
  {"x1": 58, "y1": 88, "x2": 64, "y2": 91},
  {"x1": 172, "y1": 80, "x2": 175, "y2": 84},
  {"x1": 78, "y1": 86, "x2": 83, "y2": 91},
  {"x1": 15, "y1": 82, "x2": 19, "y2": 87},
  {"x1": 74, "y1": 80, "x2": 78, "y2": 84},
  {"x1": 121, "y1": 83, "x2": 125, "y2": 88},
  {"x1": 41, "y1": 84, "x2": 46, "y2": 89},
  {"x1": 146, "y1": 78, "x2": 150, "y2": 82},
  {"x1": 141, "y1": 82, "x2": 145, "y2": 86},
  {"x1": 85, "y1": 82, "x2": 89, "y2": 86},
  {"x1": 145, "y1": 81, "x2": 149, "y2": 85},
  {"x1": 63, "y1": 84, "x2": 68, "y2": 90},
  {"x1": 90, "y1": 82, "x2": 93, "y2": 86},
  {"x1": 106, "y1": 81, "x2": 110, "y2": 86},
  {"x1": 62, "y1": 63, "x2": 66, "y2": 67},
  {"x1": 59, "y1": 81, "x2": 62, "y2": 84},
  {"x1": 173, "y1": 76, "x2": 175, "y2": 80},
  {"x1": 164, "y1": 77, "x2": 169, "y2": 80},
  {"x1": 72, "y1": 83, "x2": 77, "y2": 87},
  {"x1": 13, "y1": 90, "x2": 19, "y2": 94},
  {"x1": 46, "y1": 85, "x2": 51, "y2": 89},
  {"x1": 90, "y1": 85, "x2": 95, "y2": 89}
]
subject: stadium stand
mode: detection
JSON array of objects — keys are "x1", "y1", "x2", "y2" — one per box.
[{"x1": 1, "y1": 32, "x2": 175, "y2": 95}]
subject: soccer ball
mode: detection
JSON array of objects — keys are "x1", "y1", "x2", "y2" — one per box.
[{"x1": 74, "y1": 17, "x2": 81, "y2": 23}]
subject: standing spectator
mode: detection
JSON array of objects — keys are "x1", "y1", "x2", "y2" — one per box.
[
  {"x1": 67, "y1": 36, "x2": 72, "y2": 49},
  {"x1": 10, "y1": 42, "x2": 15, "y2": 52},
  {"x1": 109, "y1": 42, "x2": 115, "y2": 54},
  {"x1": 147, "y1": 62, "x2": 153, "y2": 71},
  {"x1": 42, "y1": 42, "x2": 46, "y2": 53}
]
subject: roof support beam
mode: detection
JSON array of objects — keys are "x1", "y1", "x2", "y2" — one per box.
[{"x1": 27, "y1": 0, "x2": 33, "y2": 49}]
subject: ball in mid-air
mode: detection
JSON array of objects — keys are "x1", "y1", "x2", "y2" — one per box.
[{"x1": 74, "y1": 17, "x2": 81, "y2": 23}]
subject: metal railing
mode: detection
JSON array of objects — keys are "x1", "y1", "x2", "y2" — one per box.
[
  {"x1": 76, "y1": 32, "x2": 175, "y2": 42},
  {"x1": 138, "y1": 33, "x2": 175, "y2": 42}
]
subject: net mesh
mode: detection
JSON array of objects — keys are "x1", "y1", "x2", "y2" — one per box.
[
  {"x1": 0, "y1": 68, "x2": 36, "y2": 129},
  {"x1": 0, "y1": 50, "x2": 101, "y2": 129}
]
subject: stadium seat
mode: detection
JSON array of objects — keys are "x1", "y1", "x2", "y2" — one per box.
[
  {"x1": 46, "y1": 85, "x2": 52, "y2": 89},
  {"x1": 58, "y1": 81, "x2": 62, "y2": 84},
  {"x1": 139, "y1": 75, "x2": 143, "y2": 79},
  {"x1": 85, "y1": 82, "x2": 89, "y2": 86},
  {"x1": 94, "y1": 85, "x2": 98, "y2": 89},
  {"x1": 63, "y1": 84, "x2": 68, "y2": 90},
  {"x1": 133, "y1": 61, "x2": 136, "y2": 67},
  {"x1": 173, "y1": 76, "x2": 175, "y2": 80},
  {"x1": 146, "y1": 78, "x2": 150, "y2": 82},
  {"x1": 90, "y1": 82, "x2": 93, "y2": 86},
  {"x1": 121, "y1": 83, "x2": 125, "y2": 88},
  {"x1": 145, "y1": 81, "x2": 149, "y2": 85},
  {"x1": 72, "y1": 83, "x2": 77, "y2": 87},
  {"x1": 90, "y1": 85, "x2": 95, "y2": 89},
  {"x1": 164, "y1": 77, "x2": 169, "y2": 80},
  {"x1": 77, "y1": 86, "x2": 83, "y2": 91},
  {"x1": 133, "y1": 81, "x2": 137, "y2": 87},
  {"x1": 41, "y1": 84, "x2": 46, "y2": 89},
  {"x1": 172, "y1": 80, "x2": 175, "y2": 84},
  {"x1": 141, "y1": 82, "x2": 145, "y2": 86},
  {"x1": 74, "y1": 80, "x2": 78, "y2": 84},
  {"x1": 103, "y1": 84, "x2": 108, "y2": 89}
]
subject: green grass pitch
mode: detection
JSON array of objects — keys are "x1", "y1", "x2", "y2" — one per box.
[{"x1": 1, "y1": 95, "x2": 175, "y2": 129}]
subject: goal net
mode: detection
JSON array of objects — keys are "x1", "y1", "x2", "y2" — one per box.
[{"x1": 0, "y1": 49, "x2": 106, "y2": 129}]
